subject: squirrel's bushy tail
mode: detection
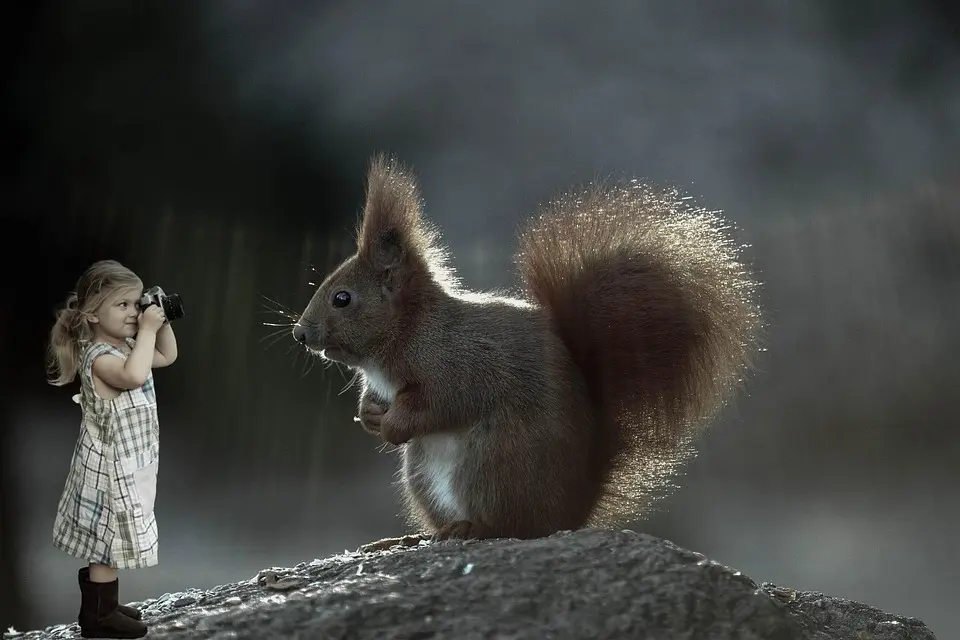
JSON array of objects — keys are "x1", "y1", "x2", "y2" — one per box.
[{"x1": 516, "y1": 180, "x2": 762, "y2": 524}]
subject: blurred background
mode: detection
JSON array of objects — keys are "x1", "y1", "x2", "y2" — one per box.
[{"x1": 4, "y1": 0, "x2": 958, "y2": 636}]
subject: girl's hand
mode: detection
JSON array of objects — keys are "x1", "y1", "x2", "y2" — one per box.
[{"x1": 138, "y1": 305, "x2": 166, "y2": 333}]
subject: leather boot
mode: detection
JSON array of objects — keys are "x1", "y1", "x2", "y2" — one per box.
[
  {"x1": 78, "y1": 570, "x2": 148, "y2": 638},
  {"x1": 79, "y1": 567, "x2": 143, "y2": 620}
]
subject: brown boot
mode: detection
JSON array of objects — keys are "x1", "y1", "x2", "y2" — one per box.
[
  {"x1": 79, "y1": 567, "x2": 143, "y2": 620},
  {"x1": 78, "y1": 570, "x2": 148, "y2": 638}
]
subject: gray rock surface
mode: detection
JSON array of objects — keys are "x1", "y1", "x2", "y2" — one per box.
[{"x1": 4, "y1": 529, "x2": 936, "y2": 639}]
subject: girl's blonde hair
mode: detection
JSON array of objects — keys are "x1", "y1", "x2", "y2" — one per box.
[{"x1": 47, "y1": 259, "x2": 142, "y2": 386}]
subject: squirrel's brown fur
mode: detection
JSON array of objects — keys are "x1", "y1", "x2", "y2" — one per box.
[{"x1": 294, "y1": 153, "x2": 762, "y2": 540}]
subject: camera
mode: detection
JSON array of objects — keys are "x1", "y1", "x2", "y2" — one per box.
[{"x1": 139, "y1": 286, "x2": 185, "y2": 322}]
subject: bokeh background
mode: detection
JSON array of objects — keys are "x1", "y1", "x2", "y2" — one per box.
[{"x1": 4, "y1": 0, "x2": 959, "y2": 636}]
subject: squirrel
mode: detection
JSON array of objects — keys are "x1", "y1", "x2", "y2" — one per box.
[{"x1": 293, "y1": 153, "x2": 762, "y2": 545}]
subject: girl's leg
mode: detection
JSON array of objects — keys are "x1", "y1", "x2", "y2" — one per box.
[{"x1": 88, "y1": 563, "x2": 117, "y2": 583}]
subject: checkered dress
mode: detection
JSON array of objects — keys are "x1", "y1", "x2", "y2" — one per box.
[{"x1": 52, "y1": 339, "x2": 161, "y2": 570}]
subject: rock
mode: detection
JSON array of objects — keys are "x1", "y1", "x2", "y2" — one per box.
[{"x1": 3, "y1": 529, "x2": 937, "y2": 639}]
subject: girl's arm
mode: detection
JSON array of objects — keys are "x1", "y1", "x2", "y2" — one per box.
[
  {"x1": 153, "y1": 323, "x2": 178, "y2": 367},
  {"x1": 94, "y1": 329, "x2": 158, "y2": 389}
]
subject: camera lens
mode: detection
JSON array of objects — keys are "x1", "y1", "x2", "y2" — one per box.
[{"x1": 162, "y1": 293, "x2": 185, "y2": 321}]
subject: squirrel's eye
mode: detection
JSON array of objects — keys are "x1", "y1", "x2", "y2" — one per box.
[{"x1": 332, "y1": 291, "x2": 351, "y2": 308}]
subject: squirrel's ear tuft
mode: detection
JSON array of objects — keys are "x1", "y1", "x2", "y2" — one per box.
[{"x1": 358, "y1": 153, "x2": 423, "y2": 260}]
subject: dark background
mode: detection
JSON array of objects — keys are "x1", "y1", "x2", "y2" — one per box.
[{"x1": 4, "y1": 0, "x2": 959, "y2": 636}]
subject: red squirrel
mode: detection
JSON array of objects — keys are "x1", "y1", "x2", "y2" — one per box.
[{"x1": 293, "y1": 153, "x2": 761, "y2": 544}]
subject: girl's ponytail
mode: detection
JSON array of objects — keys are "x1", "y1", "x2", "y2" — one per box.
[{"x1": 46, "y1": 292, "x2": 83, "y2": 386}]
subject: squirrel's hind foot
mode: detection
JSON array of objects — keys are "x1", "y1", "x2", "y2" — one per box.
[
  {"x1": 433, "y1": 519, "x2": 493, "y2": 541},
  {"x1": 358, "y1": 520, "x2": 493, "y2": 552},
  {"x1": 358, "y1": 533, "x2": 429, "y2": 553}
]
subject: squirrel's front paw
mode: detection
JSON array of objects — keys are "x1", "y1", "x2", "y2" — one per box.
[
  {"x1": 356, "y1": 400, "x2": 386, "y2": 436},
  {"x1": 379, "y1": 411, "x2": 412, "y2": 446}
]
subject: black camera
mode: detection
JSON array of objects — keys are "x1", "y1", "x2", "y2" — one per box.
[{"x1": 139, "y1": 286, "x2": 185, "y2": 322}]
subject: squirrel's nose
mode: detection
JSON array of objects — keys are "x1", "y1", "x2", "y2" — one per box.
[{"x1": 292, "y1": 323, "x2": 313, "y2": 345}]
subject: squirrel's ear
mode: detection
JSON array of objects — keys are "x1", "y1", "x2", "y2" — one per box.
[
  {"x1": 375, "y1": 227, "x2": 405, "y2": 269},
  {"x1": 374, "y1": 227, "x2": 407, "y2": 290}
]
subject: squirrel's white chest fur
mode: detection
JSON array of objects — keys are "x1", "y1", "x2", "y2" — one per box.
[
  {"x1": 362, "y1": 366, "x2": 398, "y2": 403},
  {"x1": 362, "y1": 365, "x2": 465, "y2": 519}
]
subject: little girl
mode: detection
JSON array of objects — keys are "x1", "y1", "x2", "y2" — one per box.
[{"x1": 47, "y1": 259, "x2": 178, "y2": 639}]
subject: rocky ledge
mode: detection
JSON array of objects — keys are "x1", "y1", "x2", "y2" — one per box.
[{"x1": 4, "y1": 529, "x2": 936, "y2": 639}]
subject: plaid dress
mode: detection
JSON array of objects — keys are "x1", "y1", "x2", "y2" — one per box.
[{"x1": 52, "y1": 339, "x2": 161, "y2": 570}]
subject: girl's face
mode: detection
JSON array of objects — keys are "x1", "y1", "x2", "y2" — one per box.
[{"x1": 90, "y1": 284, "x2": 143, "y2": 345}]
